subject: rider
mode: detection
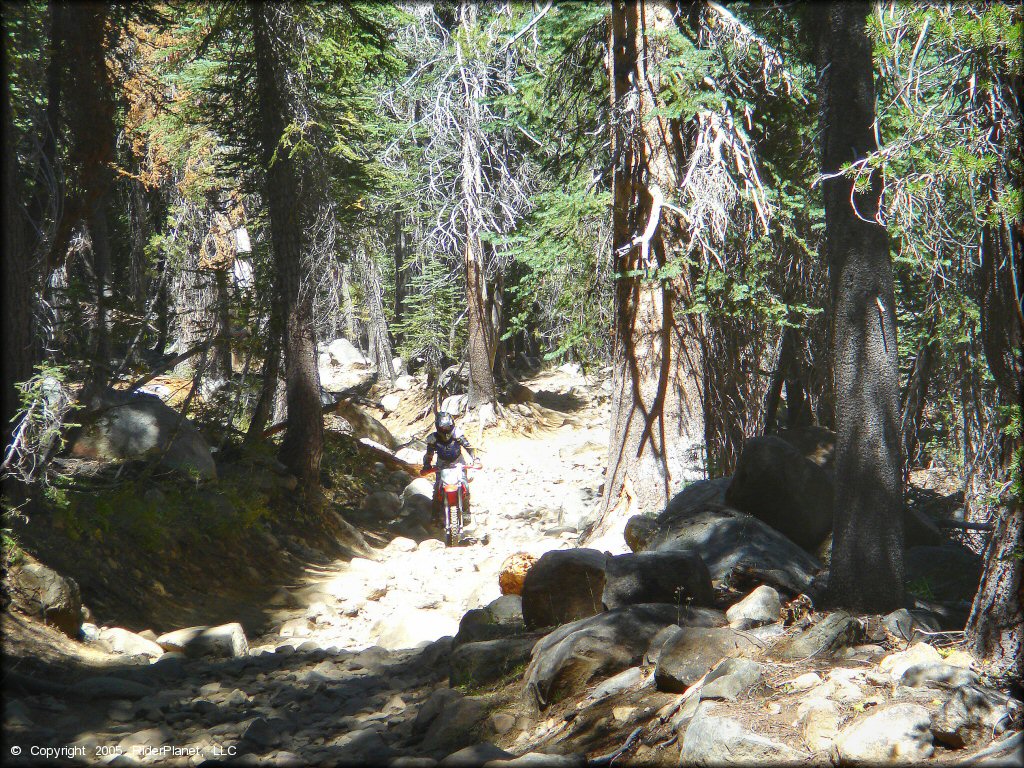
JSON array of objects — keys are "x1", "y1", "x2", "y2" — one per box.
[{"x1": 421, "y1": 412, "x2": 480, "y2": 525}]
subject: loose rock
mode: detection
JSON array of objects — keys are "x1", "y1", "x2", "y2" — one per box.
[
  {"x1": 835, "y1": 703, "x2": 934, "y2": 763},
  {"x1": 679, "y1": 701, "x2": 807, "y2": 764},
  {"x1": 726, "y1": 585, "x2": 781, "y2": 629}
]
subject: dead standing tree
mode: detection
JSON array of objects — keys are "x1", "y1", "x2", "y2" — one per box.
[
  {"x1": 588, "y1": 0, "x2": 777, "y2": 544},
  {"x1": 380, "y1": 2, "x2": 534, "y2": 422}
]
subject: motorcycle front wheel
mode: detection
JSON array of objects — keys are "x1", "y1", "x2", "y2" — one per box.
[{"x1": 445, "y1": 497, "x2": 462, "y2": 547}]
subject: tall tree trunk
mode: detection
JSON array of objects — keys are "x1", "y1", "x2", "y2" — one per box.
[
  {"x1": 966, "y1": 499, "x2": 1022, "y2": 682},
  {"x1": 2, "y1": 25, "x2": 35, "y2": 447},
  {"x1": 357, "y1": 247, "x2": 396, "y2": 382},
  {"x1": 86, "y1": 194, "x2": 113, "y2": 389},
  {"x1": 590, "y1": 0, "x2": 705, "y2": 544},
  {"x1": 251, "y1": 5, "x2": 322, "y2": 487},
  {"x1": 340, "y1": 262, "x2": 358, "y2": 345},
  {"x1": 46, "y1": 2, "x2": 116, "y2": 277},
  {"x1": 213, "y1": 269, "x2": 232, "y2": 377},
  {"x1": 458, "y1": 1, "x2": 498, "y2": 412},
  {"x1": 28, "y1": 0, "x2": 66, "y2": 230},
  {"x1": 900, "y1": 333, "x2": 936, "y2": 478},
  {"x1": 246, "y1": 316, "x2": 282, "y2": 444},
  {"x1": 393, "y1": 210, "x2": 409, "y2": 344},
  {"x1": 817, "y1": 2, "x2": 904, "y2": 613},
  {"x1": 966, "y1": 147, "x2": 1022, "y2": 677}
]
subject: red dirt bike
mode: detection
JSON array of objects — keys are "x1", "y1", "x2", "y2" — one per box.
[{"x1": 422, "y1": 461, "x2": 482, "y2": 546}]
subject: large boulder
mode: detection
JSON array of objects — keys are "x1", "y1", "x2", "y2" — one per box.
[
  {"x1": 679, "y1": 701, "x2": 807, "y2": 764},
  {"x1": 7, "y1": 559, "x2": 83, "y2": 638},
  {"x1": 524, "y1": 603, "x2": 724, "y2": 710},
  {"x1": 521, "y1": 549, "x2": 608, "y2": 630},
  {"x1": 449, "y1": 636, "x2": 540, "y2": 688},
  {"x1": 156, "y1": 623, "x2": 248, "y2": 658},
  {"x1": 361, "y1": 491, "x2": 403, "y2": 519},
  {"x1": 99, "y1": 627, "x2": 165, "y2": 659},
  {"x1": 332, "y1": 400, "x2": 398, "y2": 450},
  {"x1": 413, "y1": 689, "x2": 488, "y2": 753},
  {"x1": 904, "y1": 544, "x2": 982, "y2": 604},
  {"x1": 325, "y1": 337, "x2": 369, "y2": 366},
  {"x1": 699, "y1": 657, "x2": 764, "y2": 701},
  {"x1": 835, "y1": 703, "x2": 934, "y2": 763},
  {"x1": 647, "y1": 507, "x2": 822, "y2": 595},
  {"x1": 660, "y1": 477, "x2": 732, "y2": 526},
  {"x1": 455, "y1": 595, "x2": 526, "y2": 646},
  {"x1": 601, "y1": 550, "x2": 714, "y2": 609},
  {"x1": 724, "y1": 435, "x2": 833, "y2": 551},
  {"x1": 70, "y1": 388, "x2": 216, "y2": 479},
  {"x1": 932, "y1": 684, "x2": 1020, "y2": 748},
  {"x1": 654, "y1": 626, "x2": 761, "y2": 692}
]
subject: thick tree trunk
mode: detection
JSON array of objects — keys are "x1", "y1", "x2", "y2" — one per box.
[
  {"x1": 591, "y1": 0, "x2": 705, "y2": 544},
  {"x1": 817, "y1": 2, "x2": 904, "y2": 612},
  {"x1": 2, "y1": 33, "x2": 35, "y2": 448},
  {"x1": 45, "y1": 3, "x2": 116, "y2": 277},
  {"x1": 966, "y1": 164, "x2": 1022, "y2": 677},
  {"x1": 28, "y1": 0, "x2": 66, "y2": 230},
  {"x1": 252, "y1": 5, "x2": 323, "y2": 487},
  {"x1": 459, "y1": 1, "x2": 498, "y2": 412},
  {"x1": 966, "y1": 499, "x2": 1022, "y2": 681}
]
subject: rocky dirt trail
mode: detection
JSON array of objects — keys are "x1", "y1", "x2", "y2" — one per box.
[
  {"x1": 4, "y1": 367, "x2": 618, "y2": 766},
  {"x1": 5, "y1": 365, "x2": 1023, "y2": 767}
]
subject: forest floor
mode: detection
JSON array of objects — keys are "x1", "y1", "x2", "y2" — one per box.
[{"x1": 3, "y1": 366, "x2": 1021, "y2": 766}]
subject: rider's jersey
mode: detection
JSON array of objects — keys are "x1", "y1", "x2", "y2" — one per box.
[{"x1": 423, "y1": 427, "x2": 474, "y2": 469}]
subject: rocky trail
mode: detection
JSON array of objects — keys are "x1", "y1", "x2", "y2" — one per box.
[{"x1": 4, "y1": 366, "x2": 1023, "y2": 766}]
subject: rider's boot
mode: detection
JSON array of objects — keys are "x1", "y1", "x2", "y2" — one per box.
[{"x1": 462, "y1": 490, "x2": 472, "y2": 525}]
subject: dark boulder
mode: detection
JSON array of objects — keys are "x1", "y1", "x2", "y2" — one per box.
[
  {"x1": 8, "y1": 559, "x2": 83, "y2": 638},
  {"x1": 602, "y1": 550, "x2": 715, "y2": 609},
  {"x1": 521, "y1": 548, "x2": 608, "y2": 630},
  {"x1": 648, "y1": 506, "x2": 822, "y2": 595},
  {"x1": 524, "y1": 603, "x2": 725, "y2": 710},
  {"x1": 455, "y1": 595, "x2": 527, "y2": 646},
  {"x1": 724, "y1": 435, "x2": 833, "y2": 551},
  {"x1": 905, "y1": 544, "x2": 982, "y2": 604},
  {"x1": 654, "y1": 626, "x2": 761, "y2": 692},
  {"x1": 449, "y1": 636, "x2": 540, "y2": 688}
]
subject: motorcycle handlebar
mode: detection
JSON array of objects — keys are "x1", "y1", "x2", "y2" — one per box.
[{"x1": 420, "y1": 461, "x2": 483, "y2": 476}]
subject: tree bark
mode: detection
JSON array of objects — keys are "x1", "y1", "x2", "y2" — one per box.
[
  {"x1": 45, "y1": 2, "x2": 116, "y2": 277},
  {"x1": 966, "y1": 498, "x2": 1022, "y2": 681},
  {"x1": 357, "y1": 246, "x2": 396, "y2": 382},
  {"x1": 251, "y1": 4, "x2": 323, "y2": 486},
  {"x1": 817, "y1": 2, "x2": 904, "y2": 612},
  {"x1": 393, "y1": 210, "x2": 409, "y2": 344},
  {"x1": 2, "y1": 24, "x2": 35, "y2": 448},
  {"x1": 594, "y1": 0, "x2": 705, "y2": 538},
  {"x1": 340, "y1": 262, "x2": 359, "y2": 345},
  {"x1": 246, "y1": 318, "x2": 282, "y2": 445},
  {"x1": 458, "y1": 1, "x2": 498, "y2": 412}
]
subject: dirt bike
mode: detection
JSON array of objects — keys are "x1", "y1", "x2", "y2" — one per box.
[{"x1": 422, "y1": 461, "x2": 481, "y2": 547}]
